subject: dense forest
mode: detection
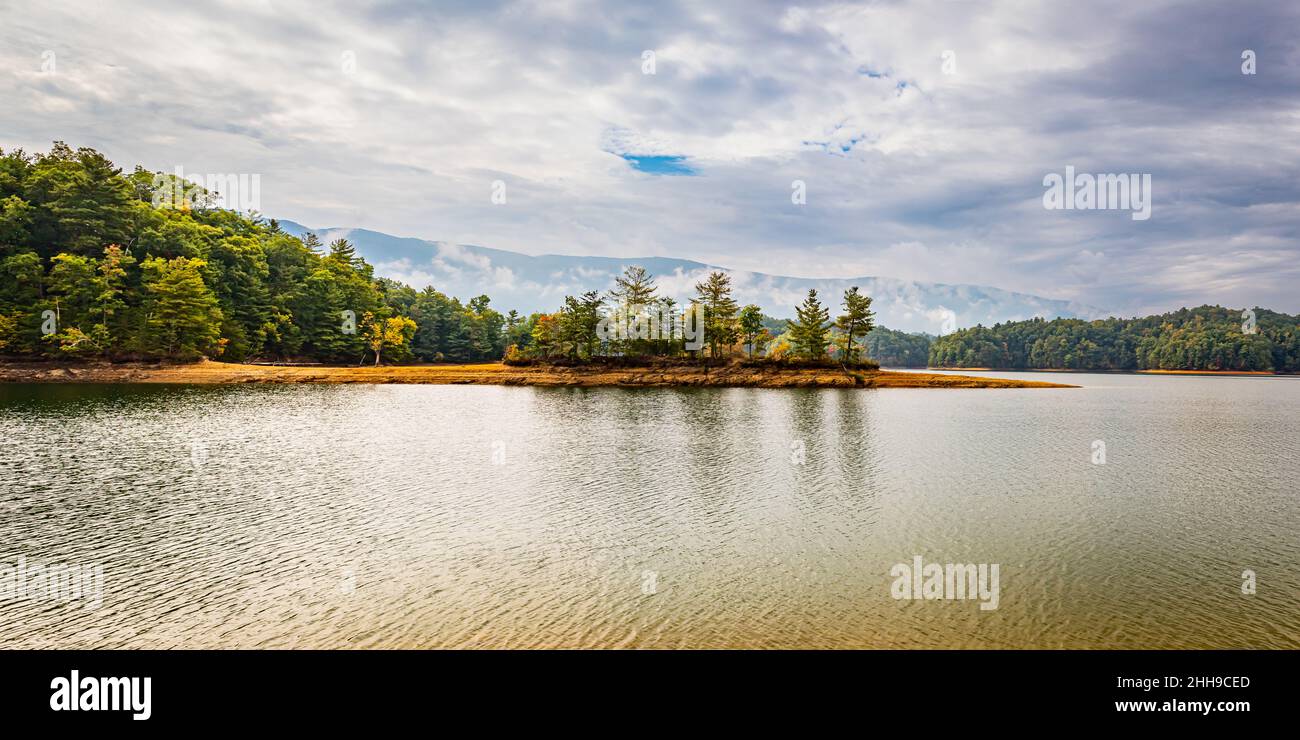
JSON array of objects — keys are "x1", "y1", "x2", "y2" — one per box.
[
  {"x1": 862, "y1": 326, "x2": 933, "y2": 367},
  {"x1": 3, "y1": 143, "x2": 1293, "y2": 373},
  {"x1": 0, "y1": 141, "x2": 890, "y2": 367},
  {"x1": 928, "y1": 307, "x2": 1300, "y2": 372},
  {"x1": 0, "y1": 143, "x2": 508, "y2": 363}
]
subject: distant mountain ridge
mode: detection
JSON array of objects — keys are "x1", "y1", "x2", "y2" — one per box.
[{"x1": 277, "y1": 220, "x2": 1104, "y2": 333}]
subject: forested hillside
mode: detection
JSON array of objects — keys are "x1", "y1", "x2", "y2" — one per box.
[
  {"x1": 929, "y1": 307, "x2": 1300, "y2": 372},
  {"x1": 0, "y1": 143, "x2": 507, "y2": 363}
]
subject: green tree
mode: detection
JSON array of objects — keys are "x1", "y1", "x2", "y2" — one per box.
[
  {"x1": 609, "y1": 265, "x2": 657, "y2": 307},
  {"x1": 530, "y1": 314, "x2": 559, "y2": 358},
  {"x1": 738, "y1": 304, "x2": 766, "y2": 359},
  {"x1": 301, "y1": 232, "x2": 325, "y2": 256},
  {"x1": 607, "y1": 266, "x2": 657, "y2": 355},
  {"x1": 0, "y1": 251, "x2": 44, "y2": 354},
  {"x1": 141, "y1": 256, "x2": 224, "y2": 359},
  {"x1": 787, "y1": 289, "x2": 830, "y2": 361},
  {"x1": 45, "y1": 253, "x2": 104, "y2": 355},
  {"x1": 554, "y1": 291, "x2": 603, "y2": 360},
  {"x1": 327, "y1": 238, "x2": 358, "y2": 265},
  {"x1": 95, "y1": 244, "x2": 135, "y2": 348},
  {"x1": 205, "y1": 235, "x2": 273, "y2": 360},
  {"x1": 24, "y1": 142, "x2": 135, "y2": 257},
  {"x1": 0, "y1": 194, "x2": 34, "y2": 252},
  {"x1": 835, "y1": 286, "x2": 876, "y2": 364},
  {"x1": 694, "y1": 271, "x2": 738, "y2": 359},
  {"x1": 863, "y1": 327, "x2": 931, "y2": 367}
]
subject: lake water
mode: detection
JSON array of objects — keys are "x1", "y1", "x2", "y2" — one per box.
[{"x1": 1, "y1": 373, "x2": 1297, "y2": 648}]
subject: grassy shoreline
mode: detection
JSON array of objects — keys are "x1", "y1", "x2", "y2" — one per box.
[{"x1": 0, "y1": 359, "x2": 1076, "y2": 389}]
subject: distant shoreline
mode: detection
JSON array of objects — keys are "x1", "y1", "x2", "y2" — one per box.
[
  {"x1": 0, "y1": 360, "x2": 1075, "y2": 389},
  {"x1": 922, "y1": 367, "x2": 1286, "y2": 376}
]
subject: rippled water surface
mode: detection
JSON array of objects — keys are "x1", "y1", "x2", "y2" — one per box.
[{"x1": 1, "y1": 374, "x2": 1297, "y2": 648}]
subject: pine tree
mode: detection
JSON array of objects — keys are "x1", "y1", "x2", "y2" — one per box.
[
  {"x1": 141, "y1": 256, "x2": 224, "y2": 359},
  {"x1": 96, "y1": 244, "x2": 134, "y2": 348},
  {"x1": 787, "y1": 289, "x2": 830, "y2": 361},
  {"x1": 694, "y1": 271, "x2": 738, "y2": 359},
  {"x1": 609, "y1": 266, "x2": 656, "y2": 356},
  {"x1": 327, "y1": 238, "x2": 358, "y2": 265},
  {"x1": 301, "y1": 232, "x2": 325, "y2": 255},
  {"x1": 609, "y1": 265, "x2": 657, "y2": 307},
  {"x1": 579, "y1": 291, "x2": 604, "y2": 358},
  {"x1": 835, "y1": 286, "x2": 875, "y2": 364},
  {"x1": 659, "y1": 296, "x2": 679, "y2": 355}
]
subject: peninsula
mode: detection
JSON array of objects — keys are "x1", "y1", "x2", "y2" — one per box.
[{"x1": 0, "y1": 360, "x2": 1074, "y2": 389}]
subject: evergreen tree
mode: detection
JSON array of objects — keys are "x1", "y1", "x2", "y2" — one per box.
[
  {"x1": 607, "y1": 266, "x2": 656, "y2": 355},
  {"x1": 835, "y1": 286, "x2": 875, "y2": 364},
  {"x1": 327, "y1": 238, "x2": 358, "y2": 265},
  {"x1": 658, "y1": 296, "x2": 680, "y2": 356},
  {"x1": 738, "y1": 304, "x2": 766, "y2": 359},
  {"x1": 300, "y1": 232, "x2": 325, "y2": 256},
  {"x1": 787, "y1": 289, "x2": 830, "y2": 361},
  {"x1": 694, "y1": 271, "x2": 738, "y2": 359},
  {"x1": 96, "y1": 244, "x2": 135, "y2": 350},
  {"x1": 609, "y1": 265, "x2": 657, "y2": 307},
  {"x1": 141, "y1": 256, "x2": 224, "y2": 359}
]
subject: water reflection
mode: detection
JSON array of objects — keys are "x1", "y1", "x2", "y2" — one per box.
[{"x1": 0, "y1": 377, "x2": 1296, "y2": 648}]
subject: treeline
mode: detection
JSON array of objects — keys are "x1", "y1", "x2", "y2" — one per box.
[
  {"x1": 0, "y1": 143, "x2": 507, "y2": 363},
  {"x1": 14, "y1": 144, "x2": 1282, "y2": 374},
  {"x1": 929, "y1": 306, "x2": 1300, "y2": 372},
  {"x1": 507, "y1": 266, "x2": 884, "y2": 366},
  {"x1": 862, "y1": 326, "x2": 933, "y2": 367}
]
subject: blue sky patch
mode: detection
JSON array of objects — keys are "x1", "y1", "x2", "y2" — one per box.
[{"x1": 620, "y1": 154, "x2": 696, "y2": 175}]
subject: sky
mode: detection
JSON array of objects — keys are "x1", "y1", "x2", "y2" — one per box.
[{"x1": 1, "y1": 0, "x2": 1297, "y2": 316}]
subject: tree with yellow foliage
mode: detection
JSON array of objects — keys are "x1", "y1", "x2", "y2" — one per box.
[{"x1": 362, "y1": 312, "x2": 417, "y2": 365}]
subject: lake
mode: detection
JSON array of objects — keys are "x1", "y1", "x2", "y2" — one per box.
[{"x1": 1, "y1": 372, "x2": 1297, "y2": 648}]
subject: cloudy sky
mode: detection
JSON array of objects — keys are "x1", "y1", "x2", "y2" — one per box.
[{"x1": 2, "y1": 0, "x2": 1297, "y2": 316}]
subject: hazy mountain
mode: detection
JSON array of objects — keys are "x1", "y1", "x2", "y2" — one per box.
[{"x1": 278, "y1": 220, "x2": 1103, "y2": 333}]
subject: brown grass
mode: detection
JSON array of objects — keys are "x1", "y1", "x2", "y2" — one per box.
[{"x1": 0, "y1": 359, "x2": 1076, "y2": 389}]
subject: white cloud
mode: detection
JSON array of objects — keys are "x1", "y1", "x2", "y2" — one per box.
[{"x1": 1, "y1": 0, "x2": 1297, "y2": 315}]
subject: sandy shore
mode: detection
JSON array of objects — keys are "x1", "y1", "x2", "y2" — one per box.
[{"x1": 0, "y1": 359, "x2": 1075, "y2": 389}]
